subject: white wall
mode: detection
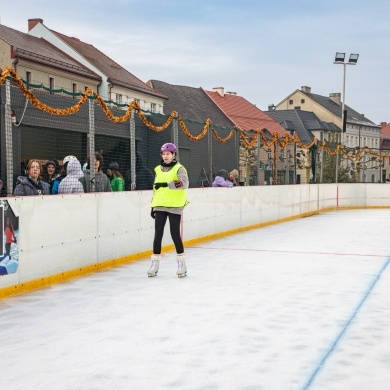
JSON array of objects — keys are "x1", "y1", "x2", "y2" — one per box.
[{"x1": 1, "y1": 183, "x2": 390, "y2": 292}]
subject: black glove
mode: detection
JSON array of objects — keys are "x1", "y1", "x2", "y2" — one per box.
[
  {"x1": 173, "y1": 180, "x2": 183, "y2": 188},
  {"x1": 154, "y1": 182, "x2": 168, "y2": 190},
  {"x1": 150, "y1": 209, "x2": 156, "y2": 219}
]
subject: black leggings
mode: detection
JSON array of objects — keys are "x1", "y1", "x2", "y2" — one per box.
[{"x1": 153, "y1": 211, "x2": 184, "y2": 254}]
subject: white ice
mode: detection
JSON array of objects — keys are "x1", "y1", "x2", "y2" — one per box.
[{"x1": 1, "y1": 209, "x2": 390, "y2": 390}]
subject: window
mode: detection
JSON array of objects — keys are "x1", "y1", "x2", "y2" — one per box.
[
  {"x1": 301, "y1": 99, "x2": 305, "y2": 103},
  {"x1": 116, "y1": 94, "x2": 122, "y2": 104},
  {"x1": 134, "y1": 98, "x2": 140, "y2": 106},
  {"x1": 49, "y1": 77, "x2": 54, "y2": 94},
  {"x1": 289, "y1": 99, "x2": 293, "y2": 105},
  {"x1": 151, "y1": 103, "x2": 156, "y2": 113},
  {"x1": 72, "y1": 83, "x2": 77, "y2": 99},
  {"x1": 25, "y1": 71, "x2": 32, "y2": 89}
]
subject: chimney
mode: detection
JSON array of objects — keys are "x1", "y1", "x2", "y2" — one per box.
[
  {"x1": 28, "y1": 18, "x2": 43, "y2": 31},
  {"x1": 380, "y1": 122, "x2": 388, "y2": 128},
  {"x1": 301, "y1": 86, "x2": 311, "y2": 93},
  {"x1": 329, "y1": 93, "x2": 341, "y2": 105},
  {"x1": 268, "y1": 104, "x2": 276, "y2": 111},
  {"x1": 212, "y1": 87, "x2": 224, "y2": 97}
]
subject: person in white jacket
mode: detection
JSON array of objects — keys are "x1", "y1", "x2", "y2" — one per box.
[{"x1": 58, "y1": 158, "x2": 84, "y2": 194}]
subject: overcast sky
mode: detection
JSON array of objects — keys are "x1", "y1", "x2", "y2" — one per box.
[{"x1": 1, "y1": 0, "x2": 389, "y2": 124}]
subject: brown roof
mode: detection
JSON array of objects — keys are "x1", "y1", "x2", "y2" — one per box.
[
  {"x1": 0, "y1": 24, "x2": 101, "y2": 80},
  {"x1": 205, "y1": 90, "x2": 288, "y2": 136},
  {"x1": 52, "y1": 31, "x2": 166, "y2": 99}
]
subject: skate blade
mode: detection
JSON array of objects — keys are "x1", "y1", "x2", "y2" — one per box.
[
  {"x1": 148, "y1": 272, "x2": 158, "y2": 277},
  {"x1": 177, "y1": 273, "x2": 187, "y2": 278}
]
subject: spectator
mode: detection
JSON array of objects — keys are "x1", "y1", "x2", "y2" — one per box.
[
  {"x1": 14, "y1": 159, "x2": 50, "y2": 196},
  {"x1": 125, "y1": 151, "x2": 154, "y2": 190},
  {"x1": 58, "y1": 158, "x2": 84, "y2": 194},
  {"x1": 52, "y1": 155, "x2": 78, "y2": 194},
  {"x1": 212, "y1": 169, "x2": 233, "y2": 188},
  {"x1": 80, "y1": 152, "x2": 112, "y2": 193},
  {"x1": 228, "y1": 169, "x2": 239, "y2": 186},
  {"x1": 41, "y1": 160, "x2": 59, "y2": 194},
  {"x1": 107, "y1": 162, "x2": 125, "y2": 192}
]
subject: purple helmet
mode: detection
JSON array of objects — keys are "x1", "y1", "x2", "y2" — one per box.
[{"x1": 160, "y1": 143, "x2": 177, "y2": 154}]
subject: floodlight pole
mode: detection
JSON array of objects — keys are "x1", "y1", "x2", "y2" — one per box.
[{"x1": 333, "y1": 53, "x2": 359, "y2": 183}]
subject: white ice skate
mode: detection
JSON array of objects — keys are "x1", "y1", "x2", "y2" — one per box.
[
  {"x1": 147, "y1": 254, "x2": 160, "y2": 277},
  {"x1": 176, "y1": 254, "x2": 187, "y2": 278}
]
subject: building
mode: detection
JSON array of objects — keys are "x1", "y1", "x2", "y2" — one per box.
[
  {"x1": 275, "y1": 86, "x2": 381, "y2": 182},
  {"x1": 0, "y1": 23, "x2": 101, "y2": 93},
  {"x1": 205, "y1": 87, "x2": 289, "y2": 185},
  {"x1": 27, "y1": 18, "x2": 166, "y2": 113},
  {"x1": 267, "y1": 108, "x2": 340, "y2": 184}
]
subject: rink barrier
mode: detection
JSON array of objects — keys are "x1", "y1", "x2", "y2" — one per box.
[{"x1": 1, "y1": 183, "x2": 390, "y2": 299}]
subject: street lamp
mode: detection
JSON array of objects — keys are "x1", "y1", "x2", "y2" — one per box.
[{"x1": 333, "y1": 52, "x2": 359, "y2": 142}]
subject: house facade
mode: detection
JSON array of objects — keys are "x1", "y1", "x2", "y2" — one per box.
[
  {"x1": 27, "y1": 18, "x2": 166, "y2": 113},
  {"x1": 205, "y1": 87, "x2": 290, "y2": 185},
  {"x1": 380, "y1": 122, "x2": 390, "y2": 182},
  {"x1": 275, "y1": 86, "x2": 382, "y2": 182},
  {"x1": 0, "y1": 23, "x2": 101, "y2": 93},
  {"x1": 267, "y1": 108, "x2": 340, "y2": 184}
]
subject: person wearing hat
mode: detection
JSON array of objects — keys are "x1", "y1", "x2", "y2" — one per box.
[
  {"x1": 52, "y1": 155, "x2": 78, "y2": 194},
  {"x1": 148, "y1": 143, "x2": 189, "y2": 278},
  {"x1": 107, "y1": 162, "x2": 125, "y2": 191},
  {"x1": 58, "y1": 158, "x2": 85, "y2": 194},
  {"x1": 212, "y1": 169, "x2": 234, "y2": 188},
  {"x1": 41, "y1": 160, "x2": 59, "y2": 194}
]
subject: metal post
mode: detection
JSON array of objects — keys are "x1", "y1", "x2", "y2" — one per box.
[
  {"x1": 257, "y1": 132, "x2": 261, "y2": 185},
  {"x1": 130, "y1": 108, "x2": 136, "y2": 190},
  {"x1": 5, "y1": 80, "x2": 14, "y2": 196},
  {"x1": 173, "y1": 112, "x2": 179, "y2": 159},
  {"x1": 208, "y1": 121, "x2": 213, "y2": 184},
  {"x1": 362, "y1": 148, "x2": 366, "y2": 182},
  {"x1": 292, "y1": 132, "x2": 297, "y2": 184},
  {"x1": 286, "y1": 149, "x2": 289, "y2": 185},
  {"x1": 88, "y1": 98, "x2": 96, "y2": 192},
  {"x1": 320, "y1": 146, "x2": 324, "y2": 183},
  {"x1": 341, "y1": 63, "x2": 346, "y2": 145}
]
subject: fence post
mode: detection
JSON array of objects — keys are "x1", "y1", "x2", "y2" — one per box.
[
  {"x1": 88, "y1": 98, "x2": 96, "y2": 192},
  {"x1": 256, "y1": 131, "x2": 261, "y2": 185},
  {"x1": 172, "y1": 112, "x2": 179, "y2": 161},
  {"x1": 130, "y1": 109, "x2": 136, "y2": 190},
  {"x1": 208, "y1": 121, "x2": 213, "y2": 184},
  {"x1": 5, "y1": 80, "x2": 14, "y2": 196}
]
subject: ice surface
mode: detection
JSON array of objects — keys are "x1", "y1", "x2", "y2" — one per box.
[{"x1": 1, "y1": 209, "x2": 389, "y2": 390}]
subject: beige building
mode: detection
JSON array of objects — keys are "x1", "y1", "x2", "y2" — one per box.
[
  {"x1": 28, "y1": 18, "x2": 166, "y2": 113},
  {"x1": 276, "y1": 86, "x2": 382, "y2": 182},
  {"x1": 0, "y1": 23, "x2": 101, "y2": 93}
]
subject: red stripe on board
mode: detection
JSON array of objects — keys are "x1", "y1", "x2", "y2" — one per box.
[{"x1": 188, "y1": 246, "x2": 387, "y2": 258}]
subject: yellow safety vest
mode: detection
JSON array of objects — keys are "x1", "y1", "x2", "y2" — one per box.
[{"x1": 151, "y1": 164, "x2": 187, "y2": 208}]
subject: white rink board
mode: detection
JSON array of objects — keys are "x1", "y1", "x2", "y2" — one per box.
[{"x1": 1, "y1": 183, "x2": 390, "y2": 290}]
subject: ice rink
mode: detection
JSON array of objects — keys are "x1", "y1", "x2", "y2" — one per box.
[{"x1": 1, "y1": 209, "x2": 390, "y2": 390}]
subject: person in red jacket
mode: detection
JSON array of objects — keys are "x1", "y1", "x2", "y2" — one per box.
[{"x1": 4, "y1": 217, "x2": 17, "y2": 260}]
